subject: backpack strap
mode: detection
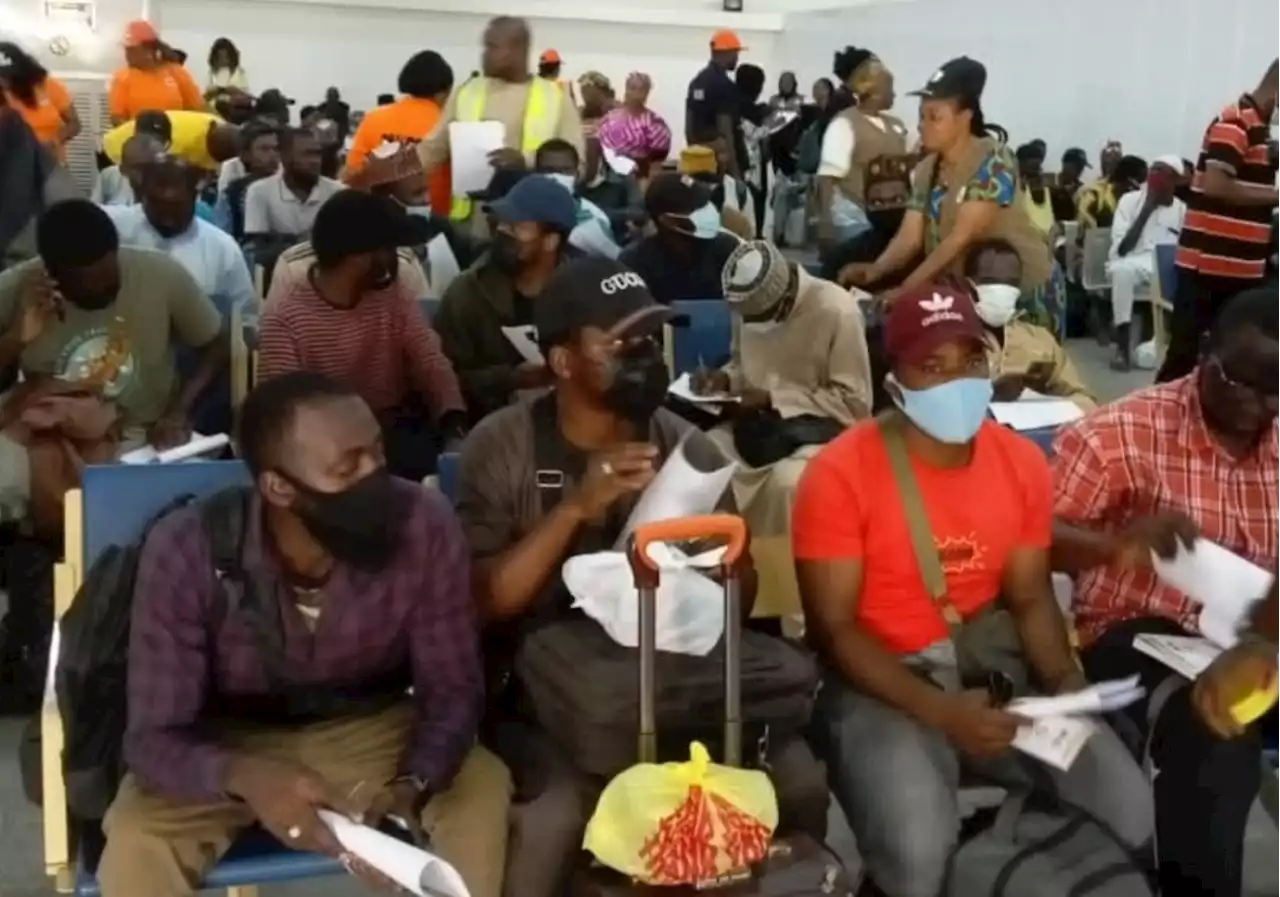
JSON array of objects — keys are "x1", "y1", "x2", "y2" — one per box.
[
  {"x1": 200, "y1": 487, "x2": 289, "y2": 689},
  {"x1": 531, "y1": 392, "x2": 572, "y2": 517},
  {"x1": 876, "y1": 413, "x2": 962, "y2": 636}
]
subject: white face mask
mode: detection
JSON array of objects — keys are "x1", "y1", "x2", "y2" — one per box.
[
  {"x1": 544, "y1": 172, "x2": 577, "y2": 195},
  {"x1": 742, "y1": 319, "x2": 782, "y2": 333},
  {"x1": 972, "y1": 283, "x2": 1021, "y2": 328}
]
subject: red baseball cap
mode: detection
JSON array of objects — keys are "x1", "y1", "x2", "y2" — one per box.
[
  {"x1": 884, "y1": 283, "x2": 986, "y2": 366},
  {"x1": 711, "y1": 30, "x2": 746, "y2": 52},
  {"x1": 122, "y1": 20, "x2": 159, "y2": 48}
]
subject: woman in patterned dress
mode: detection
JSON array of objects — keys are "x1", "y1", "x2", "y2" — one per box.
[{"x1": 840, "y1": 56, "x2": 1059, "y2": 330}]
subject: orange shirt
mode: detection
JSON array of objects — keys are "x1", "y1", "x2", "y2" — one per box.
[
  {"x1": 108, "y1": 63, "x2": 202, "y2": 122},
  {"x1": 792, "y1": 419, "x2": 1053, "y2": 654},
  {"x1": 8, "y1": 77, "x2": 73, "y2": 154},
  {"x1": 345, "y1": 96, "x2": 452, "y2": 215}
]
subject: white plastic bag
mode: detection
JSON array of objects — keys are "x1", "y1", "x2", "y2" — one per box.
[
  {"x1": 1134, "y1": 339, "x2": 1158, "y2": 370},
  {"x1": 563, "y1": 545, "x2": 726, "y2": 657}
]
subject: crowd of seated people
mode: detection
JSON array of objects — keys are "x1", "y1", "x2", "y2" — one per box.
[{"x1": 0, "y1": 14, "x2": 1277, "y2": 897}]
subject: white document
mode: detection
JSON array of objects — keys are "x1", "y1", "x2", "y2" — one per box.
[
  {"x1": 319, "y1": 810, "x2": 471, "y2": 897},
  {"x1": 1012, "y1": 716, "x2": 1095, "y2": 771},
  {"x1": 989, "y1": 390, "x2": 1084, "y2": 431},
  {"x1": 120, "y1": 432, "x2": 230, "y2": 465},
  {"x1": 499, "y1": 325, "x2": 544, "y2": 364},
  {"x1": 1151, "y1": 539, "x2": 1273, "y2": 648},
  {"x1": 601, "y1": 145, "x2": 637, "y2": 176},
  {"x1": 1007, "y1": 675, "x2": 1144, "y2": 720},
  {"x1": 448, "y1": 121, "x2": 506, "y2": 196},
  {"x1": 1132, "y1": 633, "x2": 1223, "y2": 680},
  {"x1": 667, "y1": 372, "x2": 741, "y2": 410},
  {"x1": 615, "y1": 432, "x2": 737, "y2": 547}
]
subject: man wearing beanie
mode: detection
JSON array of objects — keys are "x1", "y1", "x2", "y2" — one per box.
[{"x1": 692, "y1": 239, "x2": 872, "y2": 618}]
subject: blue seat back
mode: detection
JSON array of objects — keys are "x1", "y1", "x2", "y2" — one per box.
[
  {"x1": 437, "y1": 452, "x2": 460, "y2": 504},
  {"x1": 81, "y1": 461, "x2": 251, "y2": 566},
  {"x1": 669, "y1": 299, "x2": 732, "y2": 376},
  {"x1": 419, "y1": 297, "x2": 442, "y2": 321},
  {"x1": 1155, "y1": 244, "x2": 1178, "y2": 302}
]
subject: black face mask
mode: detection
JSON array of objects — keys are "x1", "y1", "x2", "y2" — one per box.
[
  {"x1": 288, "y1": 468, "x2": 407, "y2": 571},
  {"x1": 602, "y1": 342, "x2": 670, "y2": 426},
  {"x1": 489, "y1": 232, "x2": 527, "y2": 275}
]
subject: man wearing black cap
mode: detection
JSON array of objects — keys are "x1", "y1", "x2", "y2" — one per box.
[
  {"x1": 617, "y1": 172, "x2": 739, "y2": 303},
  {"x1": 1052, "y1": 147, "x2": 1090, "y2": 220},
  {"x1": 259, "y1": 190, "x2": 466, "y2": 480},
  {"x1": 435, "y1": 175, "x2": 576, "y2": 422},
  {"x1": 455, "y1": 256, "x2": 828, "y2": 897}
]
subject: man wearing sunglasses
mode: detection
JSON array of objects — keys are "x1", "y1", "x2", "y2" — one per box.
[
  {"x1": 454, "y1": 256, "x2": 828, "y2": 897},
  {"x1": 1052, "y1": 285, "x2": 1278, "y2": 897}
]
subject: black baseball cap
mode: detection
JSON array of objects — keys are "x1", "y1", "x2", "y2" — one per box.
[
  {"x1": 1062, "y1": 147, "x2": 1091, "y2": 169},
  {"x1": 311, "y1": 191, "x2": 430, "y2": 261},
  {"x1": 487, "y1": 175, "x2": 577, "y2": 234},
  {"x1": 644, "y1": 172, "x2": 713, "y2": 219},
  {"x1": 908, "y1": 56, "x2": 986, "y2": 101},
  {"x1": 534, "y1": 257, "x2": 677, "y2": 347}
]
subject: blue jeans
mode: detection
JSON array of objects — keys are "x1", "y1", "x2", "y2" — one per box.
[{"x1": 811, "y1": 670, "x2": 1153, "y2": 897}]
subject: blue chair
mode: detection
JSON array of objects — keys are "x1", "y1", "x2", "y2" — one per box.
[
  {"x1": 46, "y1": 462, "x2": 344, "y2": 897},
  {"x1": 419, "y1": 297, "x2": 442, "y2": 322},
  {"x1": 665, "y1": 300, "x2": 733, "y2": 377},
  {"x1": 1020, "y1": 426, "x2": 1058, "y2": 457},
  {"x1": 1152, "y1": 244, "x2": 1178, "y2": 353},
  {"x1": 437, "y1": 452, "x2": 460, "y2": 504}
]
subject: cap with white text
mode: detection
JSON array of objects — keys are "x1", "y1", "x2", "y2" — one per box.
[
  {"x1": 884, "y1": 282, "x2": 986, "y2": 366},
  {"x1": 534, "y1": 257, "x2": 676, "y2": 348}
]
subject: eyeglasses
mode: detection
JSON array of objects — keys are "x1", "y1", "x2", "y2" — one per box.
[{"x1": 1208, "y1": 356, "x2": 1278, "y2": 401}]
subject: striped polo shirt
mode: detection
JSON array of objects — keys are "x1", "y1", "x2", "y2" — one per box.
[{"x1": 1176, "y1": 93, "x2": 1277, "y2": 280}]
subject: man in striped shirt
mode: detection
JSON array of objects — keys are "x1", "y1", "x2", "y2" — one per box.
[
  {"x1": 1158, "y1": 59, "x2": 1278, "y2": 383},
  {"x1": 259, "y1": 191, "x2": 466, "y2": 480}
]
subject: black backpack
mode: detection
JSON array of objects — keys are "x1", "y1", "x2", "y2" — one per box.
[{"x1": 55, "y1": 487, "x2": 253, "y2": 821}]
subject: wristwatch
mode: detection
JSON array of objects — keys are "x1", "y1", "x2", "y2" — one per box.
[{"x1": 387, "y1": 774, "x2": 433, "y2": 814}]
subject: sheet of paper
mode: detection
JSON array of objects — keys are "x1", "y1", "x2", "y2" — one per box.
[
  {"x1": 989, "y1": 392, "x2": 1084, "y2": 431},
  {"x1": 1007, "y1": 675, "x2": 1144, "y2": 719},
  {"x1": 319, "y1": 810, "x2": 471, "y2": 897},
  {"x1": 616, "y1": 432, "x2": 737, "y2": 547},
  {"x1": 1012, "y1": 716, "x2": 1095, "y2": 771},
  {"x1": 601, "y1": 145, "x2": 637, "y2": 176},
  {"x1": 448, "y1": 121, "x2": 505, "y2": 196},
  {"x1": 1132, "y1": 633, "x2": 1223, "y2": 680},
  {"x1": 1151, "y1": 539, "x2": 1274, "y2": 647},
  {"x1": 667, "y1": 372, "x2": 741, "y2": 410},
  {"x1": 500, "y1": 325, "x2": 544, "y2": 364},
  {"x1": 120, "y1": 432, "x2": 229, "y2": 465}
]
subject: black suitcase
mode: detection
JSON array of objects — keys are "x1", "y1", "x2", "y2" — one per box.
[{"x1": 571, "y1": 514, "x2": 858, "y2": 897}]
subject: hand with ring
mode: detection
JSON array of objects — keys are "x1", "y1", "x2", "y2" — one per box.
[
  {"x1": 570, "y1": 443, "x2": 659, "y2": 521},
  {"x1": 224, "y1": 756, "x2": 358, "y2": 857}
]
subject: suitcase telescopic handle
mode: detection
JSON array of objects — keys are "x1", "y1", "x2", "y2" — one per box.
[{"x1": 626, "y1": 514, "x2": 750, "y2": 768}]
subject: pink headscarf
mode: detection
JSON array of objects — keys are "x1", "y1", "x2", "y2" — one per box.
[{"x1": 597, "y1": 71, "x2": 671, "y2": 162}]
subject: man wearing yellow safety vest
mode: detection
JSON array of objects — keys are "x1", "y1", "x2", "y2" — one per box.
[{"x1": 353, "y1": 17, "x2": 583, "y2": 228}]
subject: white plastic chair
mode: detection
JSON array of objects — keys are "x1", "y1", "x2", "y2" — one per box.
[{"x1": 1079, "y1": 227, "x2": 1112, "y2": 293}]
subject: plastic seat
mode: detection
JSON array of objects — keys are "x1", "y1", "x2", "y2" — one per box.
[
  {"x1": 664, "y1": 299, "x2": 733, "y2": 377},
  {"x1": 437, "y1": 452, "x2": 460, "y2": 504},
  {"x1": 1152, "y1": 243, "x2": 1178, "y2": 352},
  {"x1": 46, "y1": 462, "x2": 343, "y2": 897},
  {"x1": 1079, "y1": 227, "x2": 1112, "y2": 294}
]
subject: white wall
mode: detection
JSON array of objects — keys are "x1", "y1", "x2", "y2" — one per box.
[{"x1": 779, "y1": 0, "x2": 1279, "y2": 163}]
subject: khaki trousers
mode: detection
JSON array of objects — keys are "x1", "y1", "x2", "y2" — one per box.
[{"x1": 98, "y1": 703, "x2": 511, "y2": 897}]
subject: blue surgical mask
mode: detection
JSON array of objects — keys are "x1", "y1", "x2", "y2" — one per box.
[
  {"x1": 888, "y1": 375, "x2": 993, "y2": 444},
  {"x1": 685, "y1": 203, "x2": 722, "y2": 240}
]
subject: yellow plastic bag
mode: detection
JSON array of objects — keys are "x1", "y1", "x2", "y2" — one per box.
[{"x1": 583, "y1": 741, "x2": 779, "y2": 886}]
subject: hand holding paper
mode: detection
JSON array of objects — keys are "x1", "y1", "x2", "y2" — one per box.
[
  {"x1": 319, "y1": 809, "x2": 471, "y2": 897},
  {"x1": 1151, "y1": 538, "x2": 1274, "y2": 647}
]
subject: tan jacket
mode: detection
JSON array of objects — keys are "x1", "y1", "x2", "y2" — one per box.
[
  {"x1": 912, "y1": 137, "x2": 1053, "y2": 292},
  {"x1": 836, "y1": 108, "x2": 911, "y2": 208},
  {"x1": 985, "y1": 320, "x2": 1097, "y2": 413},
  {"x1": 726, "y1": 268, "x2": 873, "y2": 424}
]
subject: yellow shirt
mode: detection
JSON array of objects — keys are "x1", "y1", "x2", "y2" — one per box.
[
  {"x1": 102, "y1": 110, "x2": 222, "y2": 171},
  {"x1": 1021, "y1": 187, "x2": 1055, "y2": 237}
]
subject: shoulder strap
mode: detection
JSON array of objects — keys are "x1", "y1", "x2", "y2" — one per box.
[
  {"x1": 531, "y1": 393, "x2": 568, "y2": 517},
  {"x1": 875, "y1": 414, "x2": 962, "y2": 631},
  {"x1": 201, "y1": 487, "x2": 290, "y2": 688}
]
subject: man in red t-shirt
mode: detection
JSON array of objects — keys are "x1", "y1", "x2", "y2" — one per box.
[{"x1": 792, "y1": 283, "x2": 1151, "y2": 896}]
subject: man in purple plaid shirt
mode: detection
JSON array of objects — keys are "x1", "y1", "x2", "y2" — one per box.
[{"x1": 96, "y1": 372, "x2": 511, "y2": 897}]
